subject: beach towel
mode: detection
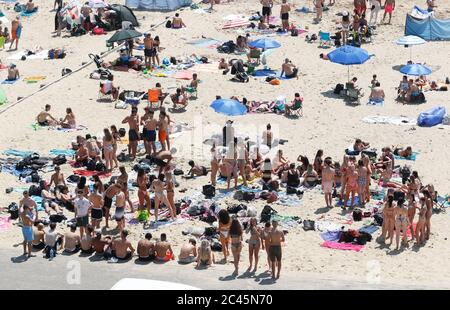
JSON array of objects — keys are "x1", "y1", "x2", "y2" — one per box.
[
  {"x1": 56, "y1": 125, "x2": 87, "y2": 132},
  {"x1": 321, "y1": 241, "x2": 364, "y2": 252},
  {"x1": 187, "y1": 38, "x2": 222, "y2": 49},
  {"x1": 73, "y1": 169, "x2": 111, "y2": 178},
  {"x1": 320, "y1": 231, "x2": 342, "y2": 242},
  {"x1": 296, "y1": 7, "x2": 313, "y2": 14},
  {"x1": 315, "y1": 221, "x2": 343, "y2": 232},
  {"x1": 2, "y1": 79, "x2": 18, "y2": 85},
  {"x1": 0, "y1": 216, "x2": 12, "y2": 232},
  {"x1": 23, "y1": 76, "x2": 46, "y2": 84},
  {"x1": 174, "y1": 71, "x2": 194, "y2": 80},
  {"x1": 336, "y1": 196, "x2": 360, "y2": 207},
  {"x1": 394, "y1": 152, "x2": 418, "y2": 161},
  {"x1": 362, "y1": 116, "x2": 416, "y2": 126},
  {"x1": 0, "y1": 165, "x2": 33, "y2": 178},
  {"x1": 20, "y1": 10, "x2": 37, "y2": 17},
  {"x1": 31, "y1": 196, "x2": 45, "y2": 212},
  {"x1": 2, "y1": 149, "x2": 34, "y2": 157},
  {"x1": 193, "y1": 62, "x2": 220, "y2": 73},
  {"x1": 49, "y1": 149, "x2": 76, "y2": 157},
  {"x1": 359, "y1": 225, "x2": 379, "y2": 235},
  {"x1": 7, "y1": 49, "x2": 49, "y2": 60},
  {"x1": 367, "y1": 98, "x2": 384, "y2": 106},
  {"x1": 223, "y1": 19, "x2": 250, "y2": 29}
]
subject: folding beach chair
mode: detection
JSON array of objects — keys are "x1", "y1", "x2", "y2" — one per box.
[
  {"x1": 147, "y1": 88, "x2": 162, "y2": 109},
  {"x1": 98, "y1": 81, "x2": 113, "y2": 101},
  {"x1": 285, "y1": 100, "x2": 303, "y2": 117},
  {"x1": 185, "y1": 86, "x2": 198, "y2": 99},
  {"x1": 248, "y1": 49, "x2": 261, "y2": 65},
  {"x1": 319, "y1": 31, "x2": 332, "y2": 47}
]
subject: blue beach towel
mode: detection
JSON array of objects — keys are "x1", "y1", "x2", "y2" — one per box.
[
  {"x1": 31, "y1": 196, "x2": 45, "y2": 211},
  {"x1": 321, "y1": 230, "x2": 341, "y2": 242},
  {"x1": 336, "y1": 196, "x2": 360, "y2": 207},
  {"x1": 2, "y1": 79, "x2": 18, "y2": 85},
  {"x1": 359, "y1": 225, "x2": 379, "y2": 235},
  {"x1": 2, "y1": 149, "x2": 34, "y2": 157},
  {"x1": 367, "y1": 98, "x2": 384, "y2": 106},
  {"x1": 394, "y1": 152, "x2": 417, "y2": 161},
  {"x1": 49, "y1": 149, "x2": 75, "y2": 157}
]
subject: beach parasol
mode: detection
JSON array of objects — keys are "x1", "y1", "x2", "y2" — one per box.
[
  {"x1": 327, "y1": 45, "x2": 371, "y2": 81},
  {"x1": 394, "y1": 35, "x2": 426, "y2": 62},
  {"x1": 248, "y1": 38, "x2": 281, "y2": 50},
  {"x1": 210, "y1": 99, "x2": 247, "y2": 116},
  {"x1": 400, "y1": 63, "x2": 432, "y2": 76},
  {"x1": 107, "y1": 29, "x2": 142, "y2": 44}
]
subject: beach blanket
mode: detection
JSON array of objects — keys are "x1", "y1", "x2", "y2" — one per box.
[
  {"x1": 362, "y1": 116, "x2": 416, "y2": 126},
  {"x1": 49, "y1": 149, "x2": 75, "y2": 157},
  {"x1": 0, "y1": 216, "x2": 12, "y2": 232},
  {"x1": 56, "y1": 125, "x2": 87, "y2": 132},
  {"x1": 174, "y1": 71, "x2": 194, "y2": 80},
  {"x1": 336, "y1": 196, "x2": 360, "y2": 207},
  {"x1": 20, "y1": 10, "x2": 38, "y2": 17},
  {"x1": 2, "y1": 149, "x2": 34, "y2": 157},
  {"x1": 31, "y1": 196, "x2": 45, "y2": 212},
  {"x1": 148, "y1": 69, "x2": 176, "y2": 78},
  {"x1": 73, "y1": 169, "x2": 111, "y2": 178},
  {"x1": 2, "y1": 79, "x2": 18, "y2": 85},
  {"x1": 7, "y1": 49, "x2": 49, "y2": 60},
  {"x1": 367, "y1": 98, "x2": 384, "y2": 107},
  {"x1": 394, "y1": 152, "x2": 417, "y2": 161},
  {"x1": 187, "y1": 38, "x2": 222, "y2": 49},
  {"x1": 321, "y1": 241, "x2": 364, "y2": 252},
  {"x1": 23, "y1": 76, "x2": 46, "y2": 84},
  {"x1": 0, "y1": 165, "x2": 33, "y2": 178},
  {"x1": 296, "y1": 7, "x2": 313, "y2": 14},
  {"x1": 359, "y1": 225, "x2": 379, "y2": 235},
  {"x1": 193, "y1": 62, "x2": 220, "y2": 73},
  {"x1": 315, "y1": 221, "x2": 343, "y2": 232},
  {"x1": 320, "y1": 230, "x2": 341, "y2": 242}
]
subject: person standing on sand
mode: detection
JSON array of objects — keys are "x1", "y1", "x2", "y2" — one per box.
[
  {"x1": 143, "y1": 33, "x2": 153, "y2": 69},
  {"x1": 268, "y1": 220, "x2": 285, "y2": 280},
  {"x1": 357, "y1": 159, "x2": 368, "y2": 206},
  {"x1": 20, "y1": 202, "x2": 36, "y2": 258},
  {"x1": 122, "y1": 106, "x2": 140, "y2": 160},
  {"x1": 322, "y1": 157, "x2": 335, "y2": 208},
  {"x1": 369, "y1": 0, "x2": 382, "y2": 26},
  {"x1": 9, "y1": 16, "x2": 22, "y2": 50},
  {"x1": 280, "y1": 0, "x2": 291, "y2": 31},
  {"x1": 229, "y1": 218, "x2": 243, "y2": 276},
  {"x1": 141, "y1": 108, "x2": 158, "y2": 156},
  {"x1": 117, "y1": 166, "x2": 134, "y2": 211},
  {"x1": 313, "y1": 0, "x2": 324, "y2": 23},
  {"x1": 158, "y1": 111, "x2": 169, "y2": 151},
  {"x1": 261, "y1": 0, "x2": 273, "y2": 25},
  {"x1": 382, "y1": 0, "x2": 395, "y2": 24}
]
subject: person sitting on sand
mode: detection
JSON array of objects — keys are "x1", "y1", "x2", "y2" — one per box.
[
  {"x1": 40, "y1": 181, "x2": 62, "y2": 215},
  {"x1": 101, "y1": 75, "x2": 119, "y2": 101},
  {"x1": 92, "y1": 231, "x2": 112, "y2": 257},
  {"x1": 7, "y1": 63, "x2": 19, "y2": 80},
  {"x1": 184, "y1": 160, "x2": 209, "y2": 178},
  {"x1": 32, "y1": 223, "x2": 45, "y2": 250},
  {"x1": 353, "y1": 138, "x2": 370, "y2": 152},
  {"x1": 196, "y1": 240, "x2": 215, "y2": 268},
  {"x1": 155, "y1": 233, "x2": 175, "y2": 262},
  {"x1": 393, "y1": 146, "x2": 413, "y2": 158},
  {"x1": 25, "y1": 0, "x2": 38, "y2": 13},
  {"x1": 405, "y1": 79, "x2": 420, "y2": 103},
  {"x1": 60, "y1": 108, "x2": 76, "y2": 129},
  {"x1": 369, "y1": 82, "x2": 385, "y2": 103},
  {"x1": 258, "y1": 17, "x2": 268, "y2": 30},
  {"x1": 397, "y1": 75, "x2": 409, "y2": 101},
  {"x1": 284, "y1": 93, "x2": 303, "y2": 116},
  {"x1": 36, "y1": 104, "x2": 58, "y2": 126},
  {"x1": 75, "y1": 142, "x2": 89, "y2": 166},
  {"x1": 111, "y1": 229, "x2": 135, "y2": 260},
  {"x1": 182, "y1": 73, "x2": 199, "y2": 93},
  {"x1": 63, "y1": 224, "x2": 81, "y2": 254},
  {"x1": 170, "y1": 88, "x2": 188, "y2": 108},
  {"x1": 137, "y1": 233, "x2": 156, "y2": 261},
  {"x1": 272, "y1": 149, "x2": 289, "y2": 175},
  {"x1": 172, "y1": 13, "x2": 186, "y2": 29},
  {"x1": 302, "y1": 164, "x2": 319, "y2": 188},
  {"x1": 178, "y1": 238, "x2": 197, "y2": 264},
  {"x1": 219, "y1": 58, "x2": 229, "y2": 72},
  {"x1": 280, "y1": 58, "x2": 298, "y2": 79}
]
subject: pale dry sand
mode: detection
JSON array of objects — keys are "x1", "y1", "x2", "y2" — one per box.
[{"x1": 0, "y1": 1, "x2": 449, "y2": 288}]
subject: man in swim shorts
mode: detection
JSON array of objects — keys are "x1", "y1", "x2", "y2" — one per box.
[
  {"x1": 111, "y1": 229, "x2": 135, "y2": 260},
  {"x1": 158, "y1": 111, "x2": 169, "y2": 151},
  {"x1": 20, "y1": 201, "x2": 36, "y2": 258},
  {"x1": 143, "y1": 33, "x2": 153, "y2": 69},
  {"x1": 103, "y1": 183, "x2": 121, "y2": 228},
  {"x1": 122, "y1": 106, "x2": 140, "y2": 160},
  {"x1": 261, "y1": 0, "x2": 273, "y2": 24},
  {"x1": 36, "y1": 104, "x2": 58, "y2": 126},
  {"x1": 268, "y1": 220, "x2": 284, "y2": 279},
  {"x1": 9, "y1": 16, "x2": 22, "y2": 50},
  {"x1": 141, "y1": 108, "x2": 158, "y2": 156},
  {"x1": 382, "y1": 0, "x2": 395, "y2": 24},
  {"x1": 155, "y1": 233, "x2": 175, "y2": 262},
  {"x1": 322, "y1": 157, "x2": 335, "y2": 208},
  {"x1": 280, "y1": 0, "x2": 291, "y2": 32},
  {"x1": 137, "y1": 233, "x2": 156, "y2": 261}
]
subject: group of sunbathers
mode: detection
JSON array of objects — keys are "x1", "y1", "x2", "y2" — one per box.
[{"x1": 36, "y1": 104, "x2": 76, "y2": 129}]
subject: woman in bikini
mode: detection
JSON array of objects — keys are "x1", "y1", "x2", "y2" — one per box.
[
  {"x1": 110, "y1": 125, "x2": 120, "y2": 169},
  {"x1": 341, "y1": 12, "x2": 351, "y2": 45},
  {"x1": 92, "y1": 175, "x2": 104, "y2": 194},
  {"x1": 151, "y1": 174, "x2": 174, "y2": 221},
  {"x1": 164, "y1": 170, "x2": 177, "y2": 220},
  {"x1": 102, "y1": 128, "x2": 114, "y2": 172},
  {"x1": 407, "y1": 175, "x2": 420, "y2": 198},
  {"x1": 229, "y1": 218, "x2": 243, "y2": 276},
  {"x1": 236, "y1": 140, "x2": 248, "y2": 187},
  {"x1": 296, "y1": 155, "x2": 309, "y2": 176},
  {"x1": 151, "y1": 36, "x2": 161, "y2": 67},
  {"x1": 218, "y1": 209, "x2": 231, "y2": 262},
  {"x1": 394, "y1": 198, "x2": 409, "y2": 249},
  {"x1": 415, "y1": 197, "x2": 427, "y2": 245},
  {"x1": 137, "y1": 168, "x2": 151, "y2": 212},
  {"x1": 224, "y1": 143, "x2": 238, "y2": 190},
  {"x1": 210, "y1": 143, "x2": 221, "y2": 187},
  {"x1": 380, "y1": 195, "x2": 395, "y2": 244},
  {"x1": 262, "y1": 222, "x2": 271, "y2": 271},
  {"x1": 362, "y1": 156, "x2": 372, "y2": 203},
  {"x1": 117, "y1": 166, "x2": 133, "y2": 211},
  {"x1": 344, "y1": 163, "x2": 358, "y2": 208},
  {"x1": 302, "y1": 164, "x2": 319, "y2": 188},
  {"x1": 60, "y1": 108, "x2": 76, "y2": 129},
  {"x1": 196, "y1": 240, "x2": 215, "y2": 267},
  {"x1": 313, "y1": 149, "x2": 324, "y2": 179},
  {"x1": 246, "y1": 217, "x2": 263, "y2": 272},
  {"x1": 357, "y1": 159, "x2": 368, "y2": 206},
  {"x1": 407, "y1": 193, "x2": 417, "y2": 239}
]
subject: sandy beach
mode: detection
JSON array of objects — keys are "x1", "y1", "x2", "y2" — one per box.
[{"x1": 0, "y1": 0, "x2": 449, "y2": 288}]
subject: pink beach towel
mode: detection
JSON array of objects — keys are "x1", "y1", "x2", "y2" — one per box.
[
  {"x1": 174, "y1": 71, "x2": 194, "y2": 80},
  {"x1": 0, "y1": 216, "x2": 12, "y2": 232},
  {"x1": 321, "y1": 241, "x2": 364, "y2": 252},
  {"x1": 73, "y1": 169, "x2": 111, "y2": 178}
]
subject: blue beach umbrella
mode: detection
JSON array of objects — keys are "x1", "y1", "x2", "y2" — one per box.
[
  {"x1": 210, "y1": 99, "x2": 247, "y2": 116},
  {"x1": 400, "y1": 64, "x2": 432, "y2": 76},
  {"x1": 327, "y1": 45, "x2": 371, "y2": 81},
  {"x1": 394, "y1": 35, "x2": 426, "y2": 61},
  {"x1": 248, "y1": 38, "x2": 281, "y2": 50}
]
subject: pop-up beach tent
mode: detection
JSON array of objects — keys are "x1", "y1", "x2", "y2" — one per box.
[
  {"x1": 125, "y1": 0, "x2": 192, "y2": 11},
  {"x1": 405, "y1": 8, "x2": 450, "y2": 40}
]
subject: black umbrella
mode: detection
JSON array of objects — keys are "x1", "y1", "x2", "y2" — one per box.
[{"x1": 107, "y1": 29, "x2": 142, "y2": 43}]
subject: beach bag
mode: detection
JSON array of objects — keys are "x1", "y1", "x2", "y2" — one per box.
[
  {"x1": 211, "y1": 241, "x2": 222, "y2": 252},
  {"x1": 165, "y1": 20, "x2": 172, "y2": 28},
  {"x1": 356, "y1": 232, "x2": 372, "y2": 245},
  {"x1": 52, "y1": 155, "x2": 67, "y2": 166},
  {"x1": 118, "y1": 128, "x2": 126, "y2": 137},
  {"x1": 291, "y1": 28, "x2": 299, "y2": 36},
  {"x1": 334, "y1": 83, "x2": 344, "y2": 94},
  {"x1": 352, "y1": 209, "x2": 363, "y2": 222},
  {"x1": 373, "y1": 213, "x2": 383, "y2": 226},
  {"x1": 67, "y1": 175, "x2": 80, "y2": 183},
  {"x1": 260, "y1": 205, "x2": 277, "y2": 223},
  {"x1": 95, "y1": 162, "x2": 106, "y2": 172},
  {"x1": 243, "y1": 192, "x2": 255, "y2": 202},
  {"x1": 93, "y1": 27, "x2": 105, "y2": 35},
  {"x1": 393, "y1": 191, "x2": 405, "y2": 202},
  {"x1": 173, "y1": 169, "x2": 184, "y2": 175},
  {"x1": 269, "y1": 79, "x2": 280, "y2": 85},
  {"x1": 8, "y1": 202, "x2": 19, "y2": 220},
  {"x1": 201, "y1": 211, "x2": 217, "y2": 224},
  {"x1": 234, "y1": 72, "x2": 249, "y2": 83},
  {"x1": 170, "y1": 57, "x2": 177, "y2": 65},
  {"x1": 227, "y1": 204, "x2": 244, "y2": 214},
  {"x1": 200, "y1": 56, "x2": 208, "y2": 63},
  {"x1": 286, "y1": 186, "x2": 298, "y2": 195},
  {"x1": 202, "y1": 185, "x2": 216, "y2": 198},
  {"x1": 303, "y1": 220, "x2": 315, "y2": 231},
  {"x1": 28, "y1": 184, "x2": 41, "y2": 197},
  {"x1": 86, "y1": 159, "x2": 96, "y2": 171},
  {"x1": 204, "y1": 226, "x2": 216, "y2": 237},
  {"x1": 31, "y1": 172, "x2": 41, "y2": 183},
  {"x1": 49, "y1": 214, "x2": 66, "y2": 223}
]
